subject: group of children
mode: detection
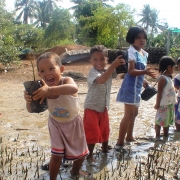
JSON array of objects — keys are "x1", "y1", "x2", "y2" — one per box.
[{"x1": 24, "y1": 26, "x2": 180, "y2": 179}]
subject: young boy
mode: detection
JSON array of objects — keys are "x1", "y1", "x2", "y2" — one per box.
[
  {"x1": 83, "y1": 45, "x2": 125, "y2": 162},
  {"x1": 24, "y1": 52, "x2": 89, "y2": 179}
]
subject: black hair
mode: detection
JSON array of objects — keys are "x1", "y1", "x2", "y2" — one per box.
[
  {"x1": 159, "y1": 56, "x2": 176, "y2": 73},
  {"x1": 126, "y1": 26, "x2": 147, "y2": 44},
  {"x1": 36, "y1": 52, "x2": 62, "y2": 70},
  {"x1": 177, "y1": 57, "x2": 180, "y2": 65},
  {"x1": 90, "y1": 45, "x2": 108, "y2": 57}
]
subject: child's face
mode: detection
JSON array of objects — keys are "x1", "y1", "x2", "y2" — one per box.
[
  {"x1": 90, "y1": 51, "x2": 108, "y2": 71},
  {"x1": 133, "y1": 32, "x2": 146, "y2": 51},
  {"x1": 37, "y1": 58, "x2": 64, "y2": 86},
  {"x1": 167, "y1": 65, "x2": 175, "y2": 75}
]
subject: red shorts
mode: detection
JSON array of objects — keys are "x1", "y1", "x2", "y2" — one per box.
[{"x1": 83, "y1": 108, "x2": 110, "y2": 144}]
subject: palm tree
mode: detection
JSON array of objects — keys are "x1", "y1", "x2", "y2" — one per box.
[
  {"x1": 137, "y1": 4, "x2": 152, "y2": 32},
  {"x1": 150, "y1": 9, "x2": 168, "y2": 33},
  {"x1": 137, "y1": 4, "x2": 168, "y2": 46},
  {"x1": 33, "y1": 0, "x2": 62, "y2": 28},
  {"x1": 33, "y1": 0, "x2": 47, "y2": 28},
  {"x1": 15, "y1": 0, "x2": 37, "y2": 24},
  {"x1": 70, "y1": 0, "x2": 113, "y2": 18},
  {"x1": 43, "y1": 0, "x2": 61, "y2": 22},
  {"x1": 148, "y1": 9, "x2": 168, "y2": 46}
]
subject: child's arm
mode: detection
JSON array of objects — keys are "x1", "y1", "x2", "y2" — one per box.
[
  {"x1": 174, "y1": 85, "x2": 179, "y2": 93},
  {"x1": 128, "y1": 61, "x2": 156, "y2": 78},
  {"x1": 143, "y1": 79, "x2": 149, "y2": 88},
  {"x1": 154, "y1": 77, "x2": 166, "y2": 110},
  {"x1": 95, "y1": 55, "x2": 125, "y2": 84},
  {"x1": 33, "y1": 77, "x2": 78, "y2": 104},
  {"x1": 24, "y1": 90, "x2": 32, "y2": 113},
  {"x1": 174, "y1": 76, "x2": 180, "y2": 93}
]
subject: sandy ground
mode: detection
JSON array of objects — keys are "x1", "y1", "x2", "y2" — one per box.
[{"x1": 0, "y1": 61, "x2": 180, "y2": 179}]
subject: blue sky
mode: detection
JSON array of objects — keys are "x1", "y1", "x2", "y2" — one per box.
[{"x1": 5, "y1": 0, "x2": 180, "y2": 28}]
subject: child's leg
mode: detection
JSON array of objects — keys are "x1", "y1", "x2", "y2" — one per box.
[
  {"x1": 155, "y1": 124, "x2": 161, "y2": 138},
  {"x1": 87, "y1": 144, "x2": 96, "y2": 161},
  {"x1": 49, "y1": 154, "x2": 63, "y2": 180},
  {"x1": 126, "y1": 106, "x2": 138, "y2": 141},
  {"x1": 102, "y1": 141, "x2": 108, "y2": 153},
  {"x1": 116, "y1": 104, "x2": 136, "y2": 146},
  {"x1": 163, "y1": 126, "x2": 169, "y2": 136},
  {"x1": 71, "y1": 157, "x2": 85, "y2": 176}
]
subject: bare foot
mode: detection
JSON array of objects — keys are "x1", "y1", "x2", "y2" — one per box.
[
  {"x1": 87, "y1": 155, "x2": 96, "y2": 162},
  {"x1": 101, "y1": 145, "x2": 112, "y2": 153}
]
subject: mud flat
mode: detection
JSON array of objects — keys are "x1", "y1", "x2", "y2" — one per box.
[{"x1": 0, "y1": 62, "x2": 180, "y2": 179}]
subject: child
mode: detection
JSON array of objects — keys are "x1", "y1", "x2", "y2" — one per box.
[
  {"x1": 116, "y1": 26, "x2": 156, "y2": 148},
  {"x1": 24, "y1": 52, "x2": 89, "y2": 179},
  {"x1": 154, "y1": 56, "x2": 176, "y2": 137},
  {"x1": 83, "y1": 45, "x2": 125, "y2": 162},
  {"x1": 174, "y1": 57, "x2": 180, "y2": 131}
]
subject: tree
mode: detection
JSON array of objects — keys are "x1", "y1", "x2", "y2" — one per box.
[
  {"x1": 14, "y1": 24, "x2": 44, "y2": 49},
  {"x1": 137, "y1": 4, "x2": 168, "y2": 47},
  {"x1": 70, "y1": 0, "x2": 113, "y2": 18},
  {"x1": 44, "y1": 8, "x2": 76, "y2": 47},
  {"x1": 15, "y1": 0, "x2": 37, "y2": 24},
  {"x1": 70, "y1": 0, "x2": 115, "y2": 46},
  {"x1": 0, "y1": 0, "x2": 20, "y2": 66},
  {"x1": 41, "y1": 0, "x2": 61, "y2": 23},
  {"x1": 137, "y1": 4, "x2": 152, "y2": 32},
  {"x1": 77, "y1": 3, "x2": 135, "y2": 47},
  {"x1": 148, "y1": 9, "x2": 168, "y2": 46}
]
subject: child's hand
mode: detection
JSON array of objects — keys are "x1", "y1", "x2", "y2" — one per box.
[
  {"x1": 24, "y1": 90, "x2": 32, "y2": 104},
  {"x1": 154, "y1": 103, "x2": 159, "y2": 110},
  {"x1": 143, "y1": 79, "x2": 149, "y2": 88},
  {"x1": 33, "y1": 79, "x2": 50, "y2": 104},
  {"x1": 145, "y1": 68, "x2": 156, "y2": 78},
  {"x1": 112, "y1": 55, "x2": 126, "y2": 68}
]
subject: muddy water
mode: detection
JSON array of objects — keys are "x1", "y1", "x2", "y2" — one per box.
[{"x1": 1, "y1": 79, "x2": 180, "y2": 179}]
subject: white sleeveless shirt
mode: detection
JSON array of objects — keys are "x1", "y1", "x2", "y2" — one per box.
[
  {"x1": 47, "y1": 78, "x2": 80, "y2": 122},
  {"x1": 160, "y1": 75, "x2": 176, "y2": 106}
]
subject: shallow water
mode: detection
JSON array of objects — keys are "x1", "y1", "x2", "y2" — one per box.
[{"x1": 1, "y1": 80, "x2": 180, "y2": 179}]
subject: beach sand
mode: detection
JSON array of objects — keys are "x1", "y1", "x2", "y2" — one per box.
[{"x1": 0, "y1": 61, "x2": 180, "y2": 179}]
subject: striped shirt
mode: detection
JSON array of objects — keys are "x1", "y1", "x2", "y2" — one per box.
[{"x1": 84, "y1": 67, "x2": 117, "y2": 112}]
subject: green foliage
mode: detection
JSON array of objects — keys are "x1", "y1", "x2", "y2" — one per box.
[
  {"x1": 151, "y1": 32, "x2": 167, "y2": 48},
  {"x1": 169, "y1": 47, "x2": 178, "y2": 59},
  {"x1": 0, "y1": 1, "x2": 20, "y2": 66},
  {"x1": 15, "y1": 0, "x2": 38, "y2": 24},
  {"x1": 14, "y1": 24, "x2": 44, "y2": 49},
  {"x1": 137, "y1": 4, "x2": 168, "y2": 47},
  {"x1": 57, "y1": 39, "x2": 75, "y2": 46},
  {"x1": 44, "y1": 8, "x2": 76, "y2": 48},
  {"x1": 2, "y1": 0, "x2": 179, "y2": 64},
  {"x1": 77, "y1": 3, "x2": 135, "y2": 47}
]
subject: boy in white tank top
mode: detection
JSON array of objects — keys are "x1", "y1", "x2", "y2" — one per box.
[{"x1": 24, "y1": 52, "x2": 89, "y2": 179}]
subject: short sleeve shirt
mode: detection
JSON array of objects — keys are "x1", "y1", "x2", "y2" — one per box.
[
  {"x1": 116, "y1": 46, "x2": 148, "y2": 104},
  {"x1": 84, "y1": 68, "x2": 117, "y2": 112}
]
